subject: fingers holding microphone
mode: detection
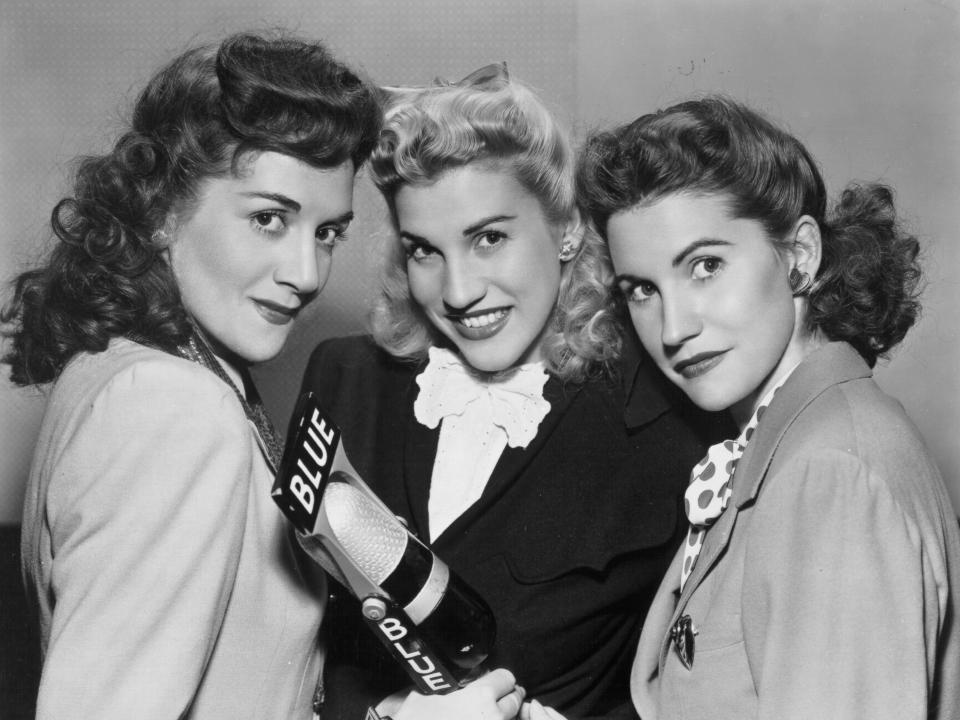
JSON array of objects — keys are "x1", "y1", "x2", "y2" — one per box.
[
  {"x1": 484, "y1": 668, "x2": 526, "y2": 719},
  {"x1": 392, "y1": 668, "x2": 525, "y2": 720},
  {"x1": 520, "y1": 698, "x2": 568, "y2": 720}
]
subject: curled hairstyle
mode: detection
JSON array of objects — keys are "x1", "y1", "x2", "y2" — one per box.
[
  {"x1": 369, "y1": 70, "x2": 621, "y2": 381},
  {"x1": 2, "y1": 32, "x2": 382, "y2": 385},
  {"x1": 577, "y1": 96, "x2": 922, "y2": 367}
]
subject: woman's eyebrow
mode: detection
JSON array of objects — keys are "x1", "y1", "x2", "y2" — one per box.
[
  {"x1": 399, "y1": 230, "x2": 429, "y2": 244},
  {"x1": 239, "y1": 191, "x2": 301, "y2": 211},
  {"x1": 462, "y1": 214, "x2": 515, "y2": 236},
  {"x1": 672, "y1": 238, "x2": 732, "y2": 267}
]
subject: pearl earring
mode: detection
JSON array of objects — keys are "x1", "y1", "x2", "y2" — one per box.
[{"x1": 558, "y1": 240, "x2": 578, "y2": 262}]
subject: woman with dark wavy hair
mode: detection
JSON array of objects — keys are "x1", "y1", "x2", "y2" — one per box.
[
  {"x1": 2, "y1": 32, "x2": 380, "y2": 718},
  {"x1": 301, "y1": 66, "x2": 725, "y2": 720},
  {"x1": 574, "y1": 96, "x2": 960, "y2": 720}
]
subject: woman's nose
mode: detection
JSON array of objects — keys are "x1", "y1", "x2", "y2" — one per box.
[
  {"x1": 274, "y1": 233, "x2": 325, "y2": 296},
  {"x1": 660, "y1": 292, "x2": 702, "y2": 347},
  {"x1": 441, "y1": 256, "x2": 486, "y2": 310}
]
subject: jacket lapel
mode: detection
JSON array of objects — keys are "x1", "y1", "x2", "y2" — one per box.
[
  {"x1": 657, "y1": 342, "x2": 872, "y2": 669},
  {"x1": 248, "y1": 421, "x2": 278, "y2": 474},
  {"x1": 623, "y1": 343, "x2": 681, "y2": 429},
  {"x1": 730, "y1": 342, "x2": 871, "y2": 510},
  {"x1": 657, "y1": 493, "x2": 742, "y2": 670},
  {"x1": 637, "y1": 546, "x2": 684, "y2": 681},
  {"x1": 486, "y1": 376, "x2": 581, "y2": 496},
  {"x1": 429, "y1": 375, "x2": 582, "y2": 546},
  {"x1": 403, "y1": 377, "x2": 438, "y2": 538}
]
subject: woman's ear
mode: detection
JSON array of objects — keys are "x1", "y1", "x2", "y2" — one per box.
[
  {"x1": 558, "y1": 208, "x2": 584, "y2": 262},
  {"x1": 152, "y1": 215, "x2": 177, "y2": 249},
  {"x1": 788, "y1": 215, "x2": 822, "y2": 279},
  {"x1": 153, "y1": 215, "x2": 179, "y2": 268}
]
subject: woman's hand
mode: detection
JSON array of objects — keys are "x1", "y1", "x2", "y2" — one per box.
[
  {"x1": 389, "y1": 668, "x2": 525, "y2": 720},
  {"x1": 520, "y1": 698, "x2": 568, "y2": 720}
]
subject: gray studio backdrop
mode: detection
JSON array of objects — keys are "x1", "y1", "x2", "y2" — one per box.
[{"x1": 2, "y1": 0, "x2": 958, "y2": 522}]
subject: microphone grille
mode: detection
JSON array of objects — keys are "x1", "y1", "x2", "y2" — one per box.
[{"x1": 323, "y1": 480, "x2": 408, "y2": 584}]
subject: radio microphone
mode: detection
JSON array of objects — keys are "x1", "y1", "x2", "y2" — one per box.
[{"x1": 271, "y1": 391, "x2": 496, "y2": 695}]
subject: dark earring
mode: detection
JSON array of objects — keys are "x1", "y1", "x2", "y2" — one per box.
[{"x1": 789, "y1": 268, "x2": 813, "y2": 296}]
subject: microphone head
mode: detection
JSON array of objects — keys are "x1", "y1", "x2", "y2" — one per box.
[
  {"x1": 322, "y1": 479, "x2": 409, "y2": 585},
  {"x1": 272, "y1": 392, "x2": 495, "y2": 696}
]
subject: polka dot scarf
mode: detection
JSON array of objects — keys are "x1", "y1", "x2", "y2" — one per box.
[{"x1": 679, "y1": 371, "x2": 794, "y2": 591}]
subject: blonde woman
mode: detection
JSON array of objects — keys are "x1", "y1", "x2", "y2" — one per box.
[{"x1": 302, "y1": 66, "x2": 726, "y2": 720}]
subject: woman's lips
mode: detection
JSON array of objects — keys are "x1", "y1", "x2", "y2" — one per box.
[
  {"x1": 449, "y1": 308, "x2": 510, "y2": 340},
  {"x1": 674, "y1": 350, "x2": 727, "y2": 379},
  {"x1": 254, "y1": 299, "x2": 298, "y2": 325}
]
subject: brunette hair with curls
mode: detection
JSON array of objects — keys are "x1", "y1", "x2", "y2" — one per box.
[
  {"x1": 576, "y1": 95, "x2": 922, "y2": 367},
  {"x1": 368, "y1": 72, "x2": 621, "y2": 382},
  {"x1": 2, "y1": 32, "x2": 382, "y2": 385}
]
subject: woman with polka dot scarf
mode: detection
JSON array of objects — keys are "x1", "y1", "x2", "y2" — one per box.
[{"x1": 576, "y1": 96, "x2": 960, "y2": 720}]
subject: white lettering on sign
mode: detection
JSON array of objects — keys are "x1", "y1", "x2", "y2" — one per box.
[
  {"x1": 374, "y1": 614, "x2": 453, "y2": 692},
  {"x1": 288, "y1": 407, "x2": 339, "y2": 517}
]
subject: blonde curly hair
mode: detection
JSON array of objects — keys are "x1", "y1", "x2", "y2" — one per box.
[{"x1": 368, "y1": 69, "x2": 622, "y2": 382}]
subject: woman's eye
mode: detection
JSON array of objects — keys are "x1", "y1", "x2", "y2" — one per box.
[
  {"x1": 405, "y1": 243, "x2": 436, "y2": 262},
  {"x1": 251, "y1": 211, "x2": 285, "y2": 234},
  {"x1": 475, "y1": 230, "x2": 505, "y2": 250},
  {"x1": 317, "y1": 225, "x2": 346, "y2": 248},
  {"x1": 619, "y1": 280, "x2": 657, "y2": 304},
  {"x1": 691, "y1": 256, "x2": 723, "y2": 280}
]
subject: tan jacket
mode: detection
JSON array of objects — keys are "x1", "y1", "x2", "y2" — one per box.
[
  {"x1": 631, "y1": 342, "x2": 960, "y2": 720},
  {"x1": 21, "y1": 338, "x2": 326, "y2": 719}
]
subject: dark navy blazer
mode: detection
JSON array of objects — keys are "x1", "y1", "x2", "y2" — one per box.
[{"x1": 301, "y1": 335, "x2": 729, "y2": 720}]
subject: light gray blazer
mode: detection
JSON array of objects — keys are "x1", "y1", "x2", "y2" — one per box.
[
  {"x1": 21, "y1": 338, "x2": 326, "y2": 719},
  {"x1": 632, "y1": 342, "x2": 960, "y2": 720}
]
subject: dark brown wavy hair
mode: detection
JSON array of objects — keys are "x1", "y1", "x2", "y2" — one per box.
[
  {"x1": 2, "y1": 32, "x2": 382, "y2": 385},
  {"x1": 577, "y1": 96, "x2": 922, "y2": 367}
]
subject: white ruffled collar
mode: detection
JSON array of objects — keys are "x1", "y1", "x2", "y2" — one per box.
[{"x1": 413, "y1": 346, "x2": 552, "y2": 448}]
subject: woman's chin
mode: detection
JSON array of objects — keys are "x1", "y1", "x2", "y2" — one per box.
[
  {"x1": 456, "y1": 344, "x2": 541, "y2": 375},
  {"x1": 460, "y1": 354, "x2": 515, "y2": 374},
  {"x1": 678, "y1": 383, "x2": 739, "y2": 415},
  {"x1": 219, "y1": 337, "x2": 288, "y2": 367}
]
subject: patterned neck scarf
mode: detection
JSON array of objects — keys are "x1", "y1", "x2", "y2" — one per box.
[{"x1": 679, "y1": 370, "x2": 795, "y2": 591}]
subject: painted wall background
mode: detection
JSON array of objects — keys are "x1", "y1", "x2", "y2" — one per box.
[
  {"x1": 572, "y1": 0, "x2": 960, "y2": 514},
  {"x1": 1, "y1": 0, "x2": 958, "y2": 528}
]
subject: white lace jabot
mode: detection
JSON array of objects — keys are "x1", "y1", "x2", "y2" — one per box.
[
  {"x1": 414, "y1": 346, "x2": 551, "y2": 540},
  {"x1": 414, "y1": 346, "x2": 551, "y2": 447}
]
